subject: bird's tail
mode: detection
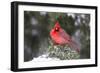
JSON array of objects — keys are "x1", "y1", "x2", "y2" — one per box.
[{"x1": 69, "y1": 40, "x2": 80, "y2": 53}]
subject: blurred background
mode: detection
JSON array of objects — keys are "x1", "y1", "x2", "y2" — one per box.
[{"x1": 24, "y1": 11, "x2": 90, "y2": 62}]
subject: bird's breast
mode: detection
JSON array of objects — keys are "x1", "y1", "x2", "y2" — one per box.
[{"x1": 50, "y1": 30, "x2": 68, "y2": 45}]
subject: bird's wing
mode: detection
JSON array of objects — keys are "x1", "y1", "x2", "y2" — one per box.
[{"x1": 59, "y1": 29, "x2": 71, "y2": 41}]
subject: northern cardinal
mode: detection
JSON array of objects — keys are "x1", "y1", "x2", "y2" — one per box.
[{"x1": 50, "y1": 21, "x2": 80, "y2": 53}]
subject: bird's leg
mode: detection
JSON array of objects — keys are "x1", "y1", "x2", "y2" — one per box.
[{"x1": 52, "y1": 40, "x2": 59, "y2": 45}]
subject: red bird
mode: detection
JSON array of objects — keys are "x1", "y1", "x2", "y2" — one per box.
[{"x1": 50, "y1": 21, "x2": 80, "y2": 53}]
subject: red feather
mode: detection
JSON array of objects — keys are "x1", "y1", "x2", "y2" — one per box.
[{"x1": 50, "y1": 21, "x2": 80, "y2": 52}]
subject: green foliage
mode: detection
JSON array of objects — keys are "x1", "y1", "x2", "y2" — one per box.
[
  {"x1": 58, "y1": 15, "x2": 76, "y2": 35},
  {"x1": 47, "y1": 38, "x2": 80, "y2": 60}
]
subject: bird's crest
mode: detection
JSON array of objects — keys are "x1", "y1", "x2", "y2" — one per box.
[{"x1": 54, "y1": 21, "x2": 61, "y2": 28}]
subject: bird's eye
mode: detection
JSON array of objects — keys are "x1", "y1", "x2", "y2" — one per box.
[{"x1": 55, "y1": 27, "x2": 59, "y2": 31}]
